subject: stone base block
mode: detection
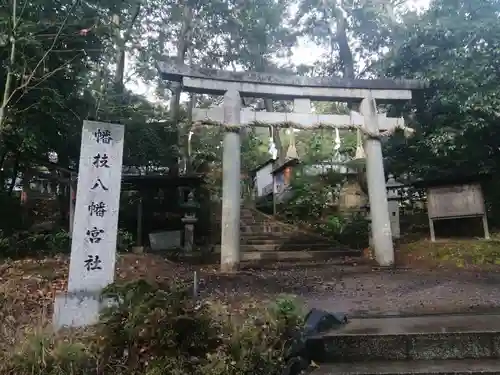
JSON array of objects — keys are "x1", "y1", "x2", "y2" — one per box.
[
  {"x1": 52, "y1": 291, "x2": 116, "y2": 331},
  {"x1": 132, "y1": 246, "x2": 144, "y2": 254}
]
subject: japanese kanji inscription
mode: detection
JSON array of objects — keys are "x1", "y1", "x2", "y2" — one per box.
[{"x1": 66, "y1": 121, "x2": 125, "y2": 292}]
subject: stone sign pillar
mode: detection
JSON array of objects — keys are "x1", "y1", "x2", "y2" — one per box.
[
  {"x1": 53, "y1": 121, "x2": 124, "y2": 329},
  {"x1": 360, "y1": 95, "x2": 394, "y2": 266},
  {"x1": 221, "y1": 89, "x2": 241, "y2": 272}
]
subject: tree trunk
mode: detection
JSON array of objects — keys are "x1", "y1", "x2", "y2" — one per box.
[
  {"x1": 334, "y1": 7, "x2": 362, "y2": 147},
  {"x1": 113, "y1": 2, "x2": 142, "y2": 94},
  {"x1": 57, "y1": 175, "x2": 69, "y2": 228},
  {"x1": 0, "y1": 0, "x2": 18, "y2": 138},
  {"x1": 170, "y1": 4, "x2": 193, "y2": 174},
  {"x1": 336, "y1": 14, "x2": 354, "y2": 80},
  {"x1": 91, "y1": 63, "x2": 105, "y2": 119},
  {"x1": 0, "y1": 150, "x2": 8, "y2": 188}
]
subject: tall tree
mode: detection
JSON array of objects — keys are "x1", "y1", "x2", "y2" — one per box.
[
  {"x1": 0, "y1": 0, "x2": 107, "y2": 187},
  {"x1": 382, "y1": 0, "x2": 500, "y2": 178},
  {"x1": 293, "y1": 0, "x2": 406, "y2": 78},
  {"x1": 0, "y1": 0, "x2": 105, "y2": 136}
]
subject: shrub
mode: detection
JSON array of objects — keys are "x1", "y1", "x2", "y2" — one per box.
[
  {"x1": 97, "y1": 281, "x2": 304, "y2": 375},
  {"x1": 1, "y1": 280, "x2": 305, "y2": 375},
  {"x1": 318, "y1": 213, "x2": 370, "y2": 249},
  {"x1": 281, "y1": 171, "x2": 342, "y2": 220},
  {"x1": 0, "y1": 228, "x2": 134, "y2": 259},
  {"x1": 45, "y1": 230, "x2": 71, "y2": 253},
  {"x1": 205, "y1": 295, "x2": 304, "y2": 375},
  {"x1": 97, "y1": 279, "x2": 219, "y2": 374},
  {"x1": 0, "y1": 231, "x2": 10, "y2": 254},
  {"x1": 0, "y1": 192, "x2": 24, "y2": 233},
  {"x1": 117, "y1": 229, "x2": 134, "y2": 252},
  {"x1": 2, "y1": 332, "x2": 97, "y2": 375},
  {"x1": 0, "y1": 229, "x2": 70, "y2": 259}
]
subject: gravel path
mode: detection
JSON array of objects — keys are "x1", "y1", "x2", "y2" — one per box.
[
  {"x1": 4, "y1": 254, "x2": 499, "y2": 319},
  {"x1": 197, "y1": 265, "x2": 500, "y2": 316}
]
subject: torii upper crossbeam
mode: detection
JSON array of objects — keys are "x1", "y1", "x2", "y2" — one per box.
[{"x1": 158, "y1": 59, "x2": 425, "y2": 102}]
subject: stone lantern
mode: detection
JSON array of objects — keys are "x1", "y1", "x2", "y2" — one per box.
[
  {"x1": 386, "y1": 174, "x2": 402, "y2": 239},
  {"x1": 180, "y1": 190, "x2": 199, "y2": 252}
]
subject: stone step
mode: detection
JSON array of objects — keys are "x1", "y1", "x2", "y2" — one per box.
[
  {"x1": 178, "y1": 251, "x2": 362, "y2": 266},
  {"x1": 240, "y1": 224, "x2": 293, "y2": 234},
  {"x1": 241, "y1": 236, "x2": 334, "y2": 246},
  {"x1": 230, "y1": 243, "x2": 355, "y2": 252},
  {"x1": 307, "y1": 314, "x2": 500, "y2": 363},
  {"x1": 240, "y1": 225, "x2": 288, "y2": 232},
  {"x1": 214, "y1": 246, "x2": 359, "y2": 258},
  {"x1": 216, "y1": 222, "x2": 290, "y2": 230},
  {"x1": 239, "y1": 219, "x2": 287, "y2": 225},
  {"x1": 243, "y1": 250, "x2": 360, "y2": 261},
  {"x1": 310, "y1": 359, "x2": 500, "y2": 375}
]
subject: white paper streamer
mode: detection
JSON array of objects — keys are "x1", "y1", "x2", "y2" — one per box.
[{"x1": 334, "y1": 127, "x2": 341, "y2": 150}]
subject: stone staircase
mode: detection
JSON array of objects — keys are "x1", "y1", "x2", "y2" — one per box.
[
  {"x1": 215, "y1": 206, "x2": 361, "y2": 263},
  {"x1": 308, "y1": 313, "x2": 500, "y2": 374}
]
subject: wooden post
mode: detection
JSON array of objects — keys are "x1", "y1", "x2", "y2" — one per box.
[
  {"x1": 429, "y1": 218, "x2": 436, "y2": 242},
  {"x1": 137, "y1": 195, "x2": 143, "y2": 246},
  {"x1": 482, "y1": 214, "x2": 490, "y2": 240}
]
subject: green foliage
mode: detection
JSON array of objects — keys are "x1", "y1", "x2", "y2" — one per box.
[
  {"x1": 45, "y1": 230, "x2": 71, "y2": 253},
  {"x1": 293, "y1": 0, "x2": 406, "y2": 77},
  {"x1": 382, "y1": 0, "x2": 500, "y2": 179},
  {"x1": 3, "y1": 332, "x2": 97, "y2": 375},
  {"x1": 0, "y1": 192, "x2": 23, "y2": 232},
  {"x1": 0, "y1": 0, "x2": 107, "y2": 164},
  {"x1": 0, "y1": 229, "x2": 70, "y2": 259},
  {"x1": 0, "y1": 280, "x2": 305, "y2": 375},
  {"x1": 278, "y1": 162, "x2": 369, "y2": 248},
  {"x1": 317, "y1": 213, "x2": 370, "y2": 249},
  {"x1": 241, "y1": 130, "x2": 271, "y2": 172},
  {"x1": 206, "y1": 295, "x2": 304, "y2": 375},
  {"x1": 97, "y1": 281, "x2": 305, "y2": 375},
  {"x1": 282, "y1": 168, "x2": 345, "y2": 220},
  {"x1": 117, "y1": 229, "x2": 134, "y2": 252},
  {"x1": 98, "y1": 280, "x2": 218, "y2": 374},
  {"x1": 400, "y1": 238, "x2": 500, "y2": 268},
  {"x1": 0, "y1": 227, "x2": 132, "y2": 258},
  {"x1": 377, "y1": 0, "x2": 500, "y2": 225},
  {"x1": 0, "y1": 231, "x2": 9, "y2": 254},
  {"x1": 271, "y1": 295, "x2": 304, "y2": 329}
]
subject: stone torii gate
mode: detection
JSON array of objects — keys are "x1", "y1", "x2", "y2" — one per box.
[{"x1": 158, "y1": 61, "x2": 426, "y2": 272}]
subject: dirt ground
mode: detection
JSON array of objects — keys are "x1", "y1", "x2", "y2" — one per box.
[{"x1": 2, "y1": 253, "x2": 500, "y2": 329}]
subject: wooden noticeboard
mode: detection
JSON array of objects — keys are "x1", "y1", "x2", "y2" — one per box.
[{"x1": 426, "y1": 183, "x2": 489, "y2": 241}]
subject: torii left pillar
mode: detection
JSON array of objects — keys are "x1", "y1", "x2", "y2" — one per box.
[{"x1": 220, "y1": 89, "x2": 241, "y2": 272}]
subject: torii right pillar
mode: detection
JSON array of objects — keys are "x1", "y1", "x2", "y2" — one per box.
[{"x1": 360, "y1": 93, "x2": 394, "y2": 267}]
